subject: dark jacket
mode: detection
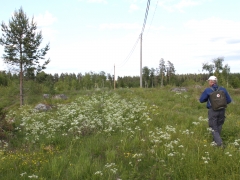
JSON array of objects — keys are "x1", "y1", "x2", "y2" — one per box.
[{"x1": 199, "y1": 84, "x2": 232, "y2": 109}]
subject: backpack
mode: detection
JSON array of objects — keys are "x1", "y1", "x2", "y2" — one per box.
[{"x1": 209, "y1": 87, "x2": 227, "y2": 110}]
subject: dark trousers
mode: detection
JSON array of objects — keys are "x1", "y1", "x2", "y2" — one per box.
[{"x1": 208, "y1": 108, "x2": 225, "y2": 146}]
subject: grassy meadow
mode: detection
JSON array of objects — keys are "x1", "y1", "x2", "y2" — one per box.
[{"x1": 1, "y1": 85, "x2": 240, "y2": 179}]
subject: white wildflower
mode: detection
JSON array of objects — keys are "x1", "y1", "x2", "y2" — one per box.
[
  {"x1": 192, "y1": 122, "x2": 200, "y2": 125},
  {"x1": 28, "y1": 174, "x2": 38, "y2": 178},
  {"x1": 94, "y1": 171, "x2": 103, "y2": 176},
  {"x1": 20, "y1": 172, "x2": 27, "y2": 176}
]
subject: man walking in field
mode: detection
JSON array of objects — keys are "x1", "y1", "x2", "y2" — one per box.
[{"x1": 199, "y1": 76, "x2": 232, "y2": 147}]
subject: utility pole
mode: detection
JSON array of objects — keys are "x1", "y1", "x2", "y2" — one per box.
[{"x1": 140, "y1": 33, "x2": 142, "y2": 88}]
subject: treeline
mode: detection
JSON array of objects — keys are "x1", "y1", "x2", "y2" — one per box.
[
  {"x1": 1, "y1": 70, "x2": 240, "y2": 91},
  {"x1": 1, "y1": 67, "x2": 240, "y2": 109},
  {"x1": 117, "y1": 72, "x2": 240, "y2": 88},
  {"x1": 0, "y1": 71, "x2": 113, "y2": 92}
]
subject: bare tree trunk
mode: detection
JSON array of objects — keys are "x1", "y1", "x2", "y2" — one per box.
[
  {"x1": 161, "y1": 72, "x2": 164, "y2": 87},
  {"x1": 20, "y1": 65, "x2": 23, "y2": 106},
  {"x1": 20, "y1": 44, "x2": 23, "y2": 106}
]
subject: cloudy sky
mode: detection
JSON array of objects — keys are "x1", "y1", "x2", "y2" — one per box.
[{"x1": 0, "y1": 0, "x2": 240, "y2": 77}]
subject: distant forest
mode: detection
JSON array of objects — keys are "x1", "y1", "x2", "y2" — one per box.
[
  {"x1": 1, "y1": 57, "x2": 240, "y2": 100},
  {"x1": 1, "y1": 68, "x2": 240, "y2": 91},
  {"x1": 1, "y1": 64, "x2": 240, "y2": 110}
]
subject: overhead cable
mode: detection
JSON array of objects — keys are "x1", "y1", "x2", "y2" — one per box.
[
  {"x1": 146, "y1": 0, "x2": 159, "y2": 37},
  {"x1": 117, "y1": 35, "x2": 140, "y2": 68},
  {"x1": 141, "y1": 0, "x2": 151, "y2": 34},
  {"x1": 117, "y1": 0, "x2": 151, "y2": 68}
]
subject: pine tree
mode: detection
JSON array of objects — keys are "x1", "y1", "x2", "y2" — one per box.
[
  {"x1": 0, "y1": 7, "x2": 50, "y2": 106},
  {"x1": 159, "y1": 58, "x2": 166, "y2": 87},
  {"x1": 167, "y1": 60, "x2": 176, "y2": 84}
]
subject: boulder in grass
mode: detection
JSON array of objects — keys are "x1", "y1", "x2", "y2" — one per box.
[
  {"x1": 194, "y1": 85, "x2": 201, "y2": 89},
  {"x1": 53, "y1": 94, "x2": 68, "y2": 100},
  {"x1": 43, "y1": 94, "x2": 50, "y2": 99},
  {"x1": 171, "y1": 87, "x2": 188, "y2": 92},
  {"x1": 34, "y1": 103, "x2": 51, "y2": 111},
  {"x1": 180, "y1": 87, "x2": 187, "y2": 92}
]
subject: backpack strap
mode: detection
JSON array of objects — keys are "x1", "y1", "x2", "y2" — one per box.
[{"x1": 210, "y1": 87, "x2": 220, "y2": 91}]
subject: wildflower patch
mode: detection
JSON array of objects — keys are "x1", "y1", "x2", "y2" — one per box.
[{"x1": 9, "y1": 92, "x2": 150, "y2": 143}]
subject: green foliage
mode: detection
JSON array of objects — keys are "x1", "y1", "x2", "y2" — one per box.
[
  {"x1": 142, "y1": 66, "x2": 150, "y2": 87},
  {"x1": 181, "y1": 79, "x2": 196, "y2": 86},
  {"x1": 0, "y1": 7, "x2": 50, "y2": 73},
  {"x1": 202, "y1": 57, "x2": 234, "y2": 88},
  {"x1": 117, "y1": 76, "x2": 140, "y2": 88},
  {"x1": 159, "y1": 58, "x2": 166, "y2": 87},
  {"x1": 0, "y1": 109, "x2": 14, "y2": 140},
  {"x1": 0, "y1": 71, "x2": 9, "y2": 86},
  {"x1": 0, "y1": 81, "x2": 20, "y2": 109},
  {"x1": 1, "y1": 87, "x2": 240, "y2": 179},
  {"x1": 0, "y1": 7, "x2": 50, "y2": 106},
  {"x1": 230, "y1": 75, "x2": 240, "y2": 88}
]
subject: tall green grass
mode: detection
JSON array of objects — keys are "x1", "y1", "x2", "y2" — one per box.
[{"x1": 1, "y1": 86, "x2": 240, "y2": 179}]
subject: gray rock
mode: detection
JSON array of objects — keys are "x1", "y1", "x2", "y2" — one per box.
[
  {"x1": 43, "y1": 94, "x2": 50, "y2": 99},
  {"x1": 194, "y1": 85, "x2": 201, "y2": 89},
  {"x1": 171, "y1": 87, "x2": 188, "y2": 92},
  {"x1": 53, "y1": 94, "x2": 68, "y2": 100},
  {"x1": 34, "y1": 103, "x2": 51, "y2": 111}
]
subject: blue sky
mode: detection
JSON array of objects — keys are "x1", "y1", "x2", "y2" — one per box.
[{"x1": 0, "y1": 0, "x2": 240, "y2": 77}]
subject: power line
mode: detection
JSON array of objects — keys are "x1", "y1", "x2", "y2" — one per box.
[
  {"x1": 117, "y1": 35, "x2": 140, "y2": 68},
  {"x1": 146, "y1": 0, "x2": 159, "y2": 37},
  {"x1": 117, "y1": 0, "x2": 151, "y2": 69},
  {"x1": 141, "y1": 0, "x2": 151, "y2": 35}
]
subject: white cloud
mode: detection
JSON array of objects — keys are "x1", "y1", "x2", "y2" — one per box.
[
  {"x1": 44, "y1": 33, "x2": 144, "y2": 76},
  {"x1": 175, "y1": 0, "x2": 200, "y2": 12},
  {"x1": 184, "y1": 17, "x2": 240, "y2": 42},
  {"x1": 174, "y1": 17, "x2": 240, "y2": 72},
  {"x1": 34, "y1": 11, "x2": 57, "y2": 27},
  {"x1": 87, "y1": 0, "x2": 107, "y2": 3},
  {"x1": 99, "y1": 23, "x2": 141, "y2": 30},
  {"x1": 158, "y1": 0, "x2": 203, "y2": 13},
  {"x1": 34, "y1": 12, "x2": 57, "y2": 42},
  {"x1": 129, "y1": 4, "x2": 140, "y2": 12},
  {"x1": 133, "y1": 16, "x2": 240, "y2": 74}
]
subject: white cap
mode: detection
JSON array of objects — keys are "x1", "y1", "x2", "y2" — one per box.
[{"x1": 207, "y1": 76, "x2": 217, "y2": 81}]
